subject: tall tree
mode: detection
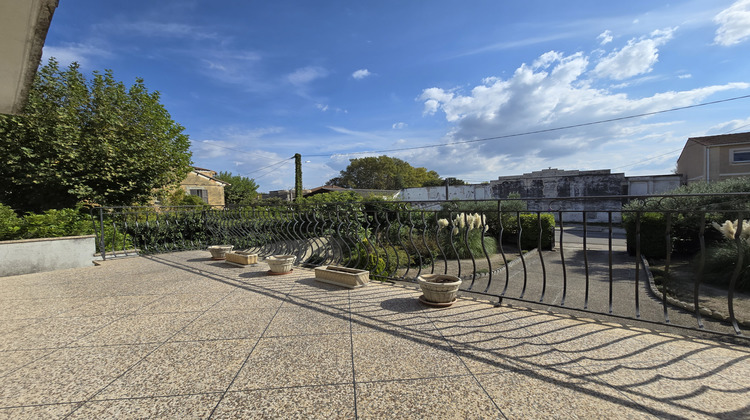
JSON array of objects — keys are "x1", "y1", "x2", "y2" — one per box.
[
  {"x1": 0, "y1": 58, "x2": 192, "y2": 212},
  {"x1": 327, "y1": 155, "x2": 443, "y2": 189},
  {"x1": 215, "y1": 171, "x2": 259, "y2": 206}
]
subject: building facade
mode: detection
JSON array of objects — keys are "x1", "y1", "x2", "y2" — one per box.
[
  {"x1": 676, "y1": 132, "x2": 750, "y2": 183},
  {"x1": 179, "y1": 167, "x2": 228, "y2": 206}
]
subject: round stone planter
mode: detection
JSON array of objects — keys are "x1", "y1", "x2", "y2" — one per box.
[
  {"x1": 266, "y1": 254, "x2": 296, "y2": 274},
  {"x1": 207, "y1": 245, "x2": 233, "y2": 260},
  {"x1": 417, "y1": 274, "x2": 462, "y2": 305}
]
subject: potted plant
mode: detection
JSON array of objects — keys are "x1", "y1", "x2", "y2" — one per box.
[
  {"x1": 417, "y1": 274, "x2": 462, "y2": 306},
  {"x1": 266, "y1": 254, "x2": 296, "y2": 274},
  {"x1": 207, "y1": 245, "x2": 233, "y2": 260}
]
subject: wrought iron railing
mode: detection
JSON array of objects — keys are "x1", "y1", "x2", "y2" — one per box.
[{"x1": 92, "y1": 194, "x2": 750, "y2": 338}]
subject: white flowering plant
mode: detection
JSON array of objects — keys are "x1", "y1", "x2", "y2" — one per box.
[
  {"x1": 704, "y1": 218, "x2": 750, "y2": 291},
  {"x1": 437, "y1": 212, "x2": 496, "y2": 259}
]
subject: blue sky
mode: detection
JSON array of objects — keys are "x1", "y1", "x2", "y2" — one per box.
[{"x1": 43, "y1": 0, "x2": 750, "y2": 192}]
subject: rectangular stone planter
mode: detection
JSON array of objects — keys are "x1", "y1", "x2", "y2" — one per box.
[
  {"x1": 314, "y1": 266, "x2": 369, "y2": 289},
  {"x1": 225, "y1": 251, "x2": 258, "y2": 265}
]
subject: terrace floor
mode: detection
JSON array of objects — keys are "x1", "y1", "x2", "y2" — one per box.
[{"x1": 1, "y1": 250, "x2": 748, "y2": 419}]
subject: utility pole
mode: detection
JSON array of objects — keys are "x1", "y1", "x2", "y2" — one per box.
[{"x1": 294, "y1": 153, "x2": 302, "y2": 202}]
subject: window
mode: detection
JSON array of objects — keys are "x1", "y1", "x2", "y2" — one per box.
[
  {"x1": 189, "y1": 188, "x2": 208, "y2": 203},
  {"x1": 732, "y1": 149, "x2": 750, "y2": 164}
]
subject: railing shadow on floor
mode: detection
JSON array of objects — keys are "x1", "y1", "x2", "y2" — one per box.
[{"x1": 144, "y1": 253, "x2": 750, "y2": 419}]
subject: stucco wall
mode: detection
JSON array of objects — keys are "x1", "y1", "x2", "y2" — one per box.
[{"x1": 0, "y1": 235, "x2": 96, "y2": 277}]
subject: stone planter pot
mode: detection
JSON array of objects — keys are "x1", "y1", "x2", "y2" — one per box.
[
  {"x1": 417, "y1": 274, "x2": 462, "y2": 306},
  {"x1": 314, "y1": 266, "x2": 369, "y2": 288},
  {"x1": 208, "y1": 245, "x2": 233, "y2": 260},
  {"x1": 225, "y1": 251, "x2": 258, "y2": 265},
  {"x1": 266, "y1": 254, "x2": 296, "y2": 274}
]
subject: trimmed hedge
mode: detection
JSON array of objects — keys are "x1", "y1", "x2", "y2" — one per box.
[
  {"x1": 623, "y1": 212, "x2": 668, "y2": 258},
  {"x1": 502, "y1": 213, "x2": 555, "y2": 250}
]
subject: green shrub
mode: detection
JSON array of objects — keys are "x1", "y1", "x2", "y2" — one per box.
[
  {"x1": 19, "y1": 208, "x2": 93, "y2": 239},
  {"x1": 623, "y1": 177, "x2": 750, "y2": 255},
  {"x1": 623, "y1": 212, "x2": 668, "y2": 258},
  {"x1": 0, "y1": 203, "x2": 22, "y2": 240},
  {"x1": 502, "y1": 213, "x2": 555, "y2": 250},
  {"x1": 700, "y1": 241, "x2": 750, "y2": 292}
]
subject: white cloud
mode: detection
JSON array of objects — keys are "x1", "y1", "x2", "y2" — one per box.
[
  {"x1": 110, "y1": 21, "x2": 218, "y2": 40},
  {"x1": 706, "y1": 117, "x2": 750, "y2": 135},
  {"x1": 392, "y1": 122, "x2": 408, "y2": 129},
  {"x1": 287, "y1": 66, "x2": 328, "y2": 86},
  {"x1": 593, "y1": 28, "x2": 675, "y2": 80},
  {"x1": 316, "y1": 103, "x2": 329, "y2": 112},
  {"x1": 714, "y1": 0, "x2": 750, "y2": 46},
  {"x1": 597, "y1": 30, "x2": 613, "y2": 45},
  {"x1": 196, "y1": 49, "x2": 266, "y2": 91},
  {"x1": 352, "y1": 69, "x2": 372, "y2": 79},
  {"x1": 678, "y1": 73, "x2": 692, "y2": 79},
  {"x1": 42, "y1": 43, "x2": 113, "y2": 68},
  {"x1": 419, "y1": 48, "x2": 750, "y2": 165}
]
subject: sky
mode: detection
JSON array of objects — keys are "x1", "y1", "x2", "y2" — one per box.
[{"x1": 42, "y1": 0, "x2": 750, "y2": 192}]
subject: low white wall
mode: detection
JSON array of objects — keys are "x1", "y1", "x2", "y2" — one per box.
[{"x1": 0, "y1": 235, "x2": 97, "y2": 277}]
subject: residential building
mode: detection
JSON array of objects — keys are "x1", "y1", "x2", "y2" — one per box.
[
  {"x1": 676, "y1": 132, "x2": 750, "y2": 183},
  {"x1": 179, "y1": 167, "x2": 229, "y2": 206}
]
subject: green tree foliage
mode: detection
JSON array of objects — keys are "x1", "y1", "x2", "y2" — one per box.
[
  {"x1": 0, "y1": 58, "x2": 192, "y2": 212},
  {"x1": 215, "y1": 171, "x2": 259, "y2": 206},
  {"x1": 155, "y1": 188, "x2": 207, "y2": 207},
  {"x1": 327, "y1": 155, "x2": 443, "y2": 189},
  {"x1": 0, "y1": 203, "x2": 22, "y2": 240}
]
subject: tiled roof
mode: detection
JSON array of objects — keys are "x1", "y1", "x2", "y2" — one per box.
[{"x1": 687, "y1": 132, "x2": 750, "y2": 146}]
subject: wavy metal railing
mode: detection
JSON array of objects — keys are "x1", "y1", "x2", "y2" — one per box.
[{"x1": 93, "y1": 194, "x2": 750, "y2": 338}]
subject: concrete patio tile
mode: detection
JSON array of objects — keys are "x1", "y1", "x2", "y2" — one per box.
[
  {"x1": 475, "y1": 366, "x2": 654, "y2": 419},
  {"x1": 231, "y1": 334, "x2": 353, "y2": 391},
  {"x1": 0, "y1": 315, "x2": 118, "y2": 351},
  {"x1": 419, "y1": 297, "x2": 515, "y2": 324},
  {"x1": 284, "y1": 276, "x2": 351, "y2": 309},
  {"x1": 68, "y1": 394, "x2": 222, "y2": 419},
  {"x1": 0, "y1": 318, "x2": 36, "y2": 337},
  {"x1": 136, "y1": 292, "x2": 231, "y2": 314},
  {"x1": 447, "y1": 329, "x2": 573, "y2": 374},
  {"x1": 172, "y1": 309, "x2": 276, "y2": 341},
  {"x1": 0, "y1": 348, "x2": 53, "y2": 378},
  {"x1": 351, "y1": 331, "x2": 469, "y2": 382},
  {"x1": 72, "y1": 312, "x2": 200, "y2": 346},
  {"x1": 578, "y1": 359, "x2": 750, "y2": 418},
  {"x1": 0, "y1": 403, "x2": 80, "y2": 419},
  {"x1": 208, "y1": 288, "x2": 287, "y2": 311},
  {"x1": 58, "y1": 294, "x2": 164, "y2": 317},
  {"x1": 235, "y1": 271, "x2": 299, "y2": 294},
  {"x1": 0, "y1": 297, "x2": 92, "y2": 319},
  {"x1": 213, "y1": 385, "x2": 356, "y2": 419},
  {"x1": 264, "y1": 304, "x2": 350, "y2": 337},
  {"x1": 155, "y1": 277, "x2": 244, "y2": 296},
  {"x1": 532, "y1": 324, "x2": 679, "y2": 368},
  {"x1": 356, "y1": 376, "x2": 501, "y2": 419},
  {"x1": 349, "y1": 296, "x2": 435, "y2": 335},
  {"x1": 0, "y1": 344, "x2": 155, "y2": 406},
  {"x1": 96, "y1": 339, "x2": 255, "y2": 399}
]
